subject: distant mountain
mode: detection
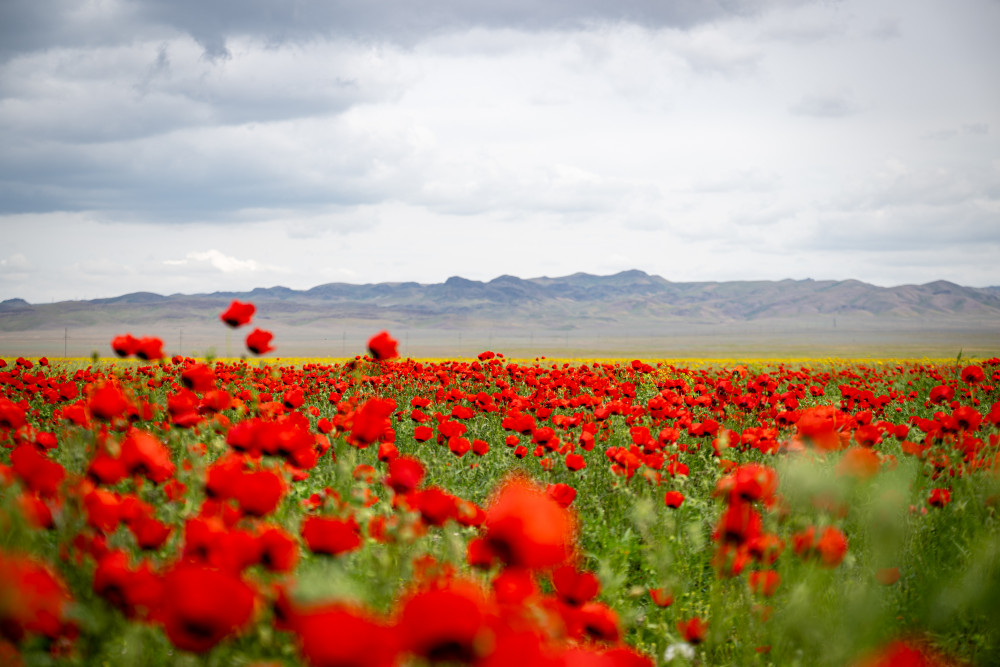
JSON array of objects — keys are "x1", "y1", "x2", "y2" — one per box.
[{"x1": 4, "y1": 271, "x2": 1000, "y2": 335}]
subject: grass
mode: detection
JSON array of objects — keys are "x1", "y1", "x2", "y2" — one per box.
[{"x1": 1, "y1": 355, "x2": 998, "y2": 665}]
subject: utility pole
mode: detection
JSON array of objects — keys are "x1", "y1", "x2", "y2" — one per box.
[{"x1": 64, "y1": 328, "x2": 68, "y2": 358}]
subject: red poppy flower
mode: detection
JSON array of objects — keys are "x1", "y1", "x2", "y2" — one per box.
[
  {"x1": 546, "y1": 482, "x2": 577, "y2": 508},
  {"x1": 552, "y1": 564, "x2": 600, "y2": 606},
  {"x1": 960, "y1": 364, "x2": 985, "y2": 384},
  {"x1": 385, "y1": 456, "x2": 425, "y2": 495},
  {"x1": 748, "y1": 569, "x2": 781, "y2": 597},
  {"x1": 928, "y1": 384, "x2": 955, "y2": 405},
  {"x1": 367, "y1": 331, "x2": 399, "y2": 361},
  {"x1": 396, "y1": 578, "x2": 491, "y2": 662},
  {"x1": 119, "y1": 429, "x2": 176, "y2": 484},
  {"x1": 111, "y1": 333, "x2": 139, "y2": 358},
  {"x1": 714, "y1": 500, "x2": 762, "y2": 546},
  {"x1": 664, "y1": 491, "x2": 685, "y2": 509},
  {"x1": 158, "y1": 564, "x2": 256, "y2": 653},
  {"x1": 816, "y1": 526, "x2": 848, "y2": 567},
  {"x1": 0, "y1": 397, "x2": 27, "y2": 430},
  {"x1": 134, "y1": 336, "x2": 165, "y2": 361},
  {"x1": 649, "y1": 587, "x2": 674, "y2": 607},
  {"x1": 350, "y1": 397, "x2": 395, "y2": 447},
  {"x1": 10, "y1": 445, "x2": 66, "y2": 498},
  {"x1": 484, "y1": 476, "x2": 576, "y2": 570},
  {"x1": 677, "y1": 616, "x2": 708, "y2": 645},
  {"x1": 448, "y1": 436, "x2": 471, "y2": 457},
  {"x1": 928, "y1": 488, "x2": 951, "y2": 508},
  {"x1": 257, "y1": 526, "x2": 299, "y2": 573},
  {"x1": 93, "y1": 550, "x2": 163, "y2": 619},
  {"x1": 875, "y1": 567, "x2": 900, "y2": 586},
  {"x1": 292, "y1": 603, "x2": 398, "y2": 667},
  {"x1": 412, "y1": 486, "x2": 457, "y2": 526},
  {"x1": 234, "y1": 469, "x2": 285, "y2": 517},
  {"x1": 128, "y1": 513, "x2": 173, "y2": 550},
  {"x1": 88, "y1": 381, "x2": 131, "y2": 421},
  {"x1": 181, "y1": 363, "x2": 216, "y2": 393},
  {"x1": 220, "y1": 300, "x2": 256, "y2": 328},
  {"x1": 246, "y1": 328, "x2": 275, "y2": 355},
  {"x1": 565, "y1": 453, "x2": 586, "y2": 471},
  {"x1": 0, "y1": 550, "x2": 75, "y2": 643},
  {"x1": 87, "y1": 452, "x2": 128, "y2": 485},
  {"x1": 301, "y1": 516, "x2": 362, "y2": 555},
  {"x1": 795, "y1": 406, "x2": 845, "y2": 451},
  {"x1": 575, "y1": 601, "x2": 621, "y2": 643},
  {"x1": 837, "y1": 447, "x2": 881, "y2": 479},
  {"x1": 852, "y1": 638, "x2": 958, "y2": 667}
]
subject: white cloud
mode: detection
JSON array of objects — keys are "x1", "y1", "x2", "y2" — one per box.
[
  {"x1": 0, "y1": 253, "x2": 32, "y2": 271},
  {"x1": 164, "y1": 249, "x2": 281, "y2": 273}
]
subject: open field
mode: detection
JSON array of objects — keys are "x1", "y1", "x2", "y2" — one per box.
[
  {"x1": 3, "y1": 319, "x2": 998, "y2": 361},
  {"x1": 2, "y1": 344, "x2": 999, "y2": 666}
]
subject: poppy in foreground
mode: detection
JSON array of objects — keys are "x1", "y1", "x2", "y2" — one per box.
[
  {"x1": 158, "y1": 564, "x2": 256, "y2": 653},
  {"x1": 483, "y1": 475, "x2": 576, "y2": 570},
  {"x1": 220, "y1": 300, "x2": 256, "y2": 328},
  {"x1": 368, "y1": 331, "x2": 399, "y2": 361},
  {"x1": 246, "y1": 328, "x2": 275, "y2": 355}
]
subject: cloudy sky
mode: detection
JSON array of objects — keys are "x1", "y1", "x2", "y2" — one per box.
[{"x1": 1, "y1": 0, "x2": 998, "y2": 303}]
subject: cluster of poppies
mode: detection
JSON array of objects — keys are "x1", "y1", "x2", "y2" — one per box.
[{"x1": 0, "y1": 329, "x2": 998, "y2": 664}]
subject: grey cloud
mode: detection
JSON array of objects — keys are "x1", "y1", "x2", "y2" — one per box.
[
  {"x1": 3, "y1": 0, "x2": 830, "y2": 60},
  {"x1": 806, "y1": 161, "x2": 1000, "y2": 252},
  {"x1": 833, "y1": 162, "x2": 1000, "y2": 212},
  {"x1": 923, "y1": 123, "x2": 990, "y2": 141},
  {"x1": 963, "y1": 123, "x2": 989, "y2": 135},
  {"x1": 808, "y1": 204, "x2": 1000, "y2": 253},
  {"x1": 0, "y1": 38, "x2": 398, "y2": 144},
  {"x1": 688, "y1": 169, "x2": 780, "y2": 194},
  {"x1": 868, "y1": 17, "x2": 901, "y2": 40},
  {"x1": 788, "y1": 93, "x2": 860, "y2": 118}
]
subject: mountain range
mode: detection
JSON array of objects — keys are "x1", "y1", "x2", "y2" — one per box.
[{"x1": 2, "y1": 271, "x2": 999, "y2": 357}]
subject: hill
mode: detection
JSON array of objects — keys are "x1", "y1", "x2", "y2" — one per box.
[{"x1": 2, "y1": 272, "x2": 999, "y2": 358}]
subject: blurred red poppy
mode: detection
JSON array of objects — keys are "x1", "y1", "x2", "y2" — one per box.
[
  {"x1": 111, "y1": 334, "x2": 139, "y2": 358},
  {"x1": 385, "y1": 456, "x2": 426, "y2": 495},
  {"x1": 158, "y1": 564, "x2": 255, "y2": 653},
  {"x1": 664, "y1": 490, "x2": 685, "y2": 509},
  {"x1": 301, "y1": 516, "x2": 362, "y2": 555},
  {"x1": 246, "y1": 328, "x2": 275, "y2": 355},
  {"x1": 396, "y1": 578, "x2": 491, "y2": 662},
  {"x1": 816, "y1": 526, "x2": 848, "y2": 567},
  {"x1": 677, "y1": 616, "x2": 708, "y2": 645},
  {"x1": 0, "y1": 550, "x2": 75, "y2": 643},
  {"x1": 134, "y1": 336, "x2": 165, "y2": 361},
  {"x1": 368, "y1": 331, "x2": 399, "y2": 361},
  {"x1": 484, "y1": 476, "x2": 576, "y2": 570},
  {"x1": 220, "y1": 300, "x2": 256, "y2": 328},
  {"x1": 292, "y1": 602, "x2": 398, "y2": 667}
]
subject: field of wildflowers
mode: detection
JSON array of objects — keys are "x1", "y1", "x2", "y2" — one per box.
[{"x1": 1, "y1": 300, "x2": 998, "y2": 666}]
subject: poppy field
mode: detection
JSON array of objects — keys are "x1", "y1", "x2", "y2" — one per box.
[{"x1": 1, "y1": 301, "x2": 999, "y2": 666}]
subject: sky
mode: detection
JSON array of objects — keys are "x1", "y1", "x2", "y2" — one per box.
[{"x1": 1, "y1": 0, "x2": 998, "y2": 303}]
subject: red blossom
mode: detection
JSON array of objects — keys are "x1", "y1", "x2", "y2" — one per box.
[
  {"x1": 484, "y1": 476, "x2": 576, "y2": 570},
  {"x1": 367, "y1": 331, "x2": 399, "y2": 361},
  {"x1": 220, "y1": 300, "x2": 256, "y2": 328},
  {"x1": 301, "y1": 516, "x2": 362, "y2": 556},
  {"x1": 158, "y1": 564, "x2": 256, "y2": 653},
  {"x1": 677, "y1": 616, "x2": 708, "y2": 645},
  {"x1": 664, "y1": 490, "x2": 685, "y2": 509},
  {"x1": 246, "y1": 328, "x2": 275, "y2": 355}
]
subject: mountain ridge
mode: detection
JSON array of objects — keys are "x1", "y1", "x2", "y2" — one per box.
[{"x1": 3, "y1": 270, "x2": 1000, "y2": 335}]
